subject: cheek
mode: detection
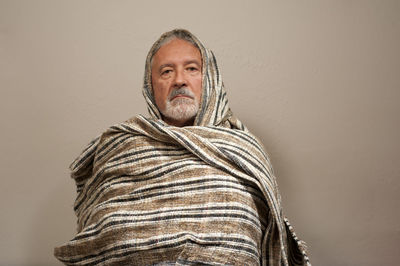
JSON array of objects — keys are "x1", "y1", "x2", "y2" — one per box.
[
  {"x1": 193, "y1": 76, "x2": 203, "y2": 99},
  {"x1": 153, "y1": 80, "x2": 169, "y2": 109}
]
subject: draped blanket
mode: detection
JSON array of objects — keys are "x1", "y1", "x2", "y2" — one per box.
[{"x1": 54, "y1": 29, "x2": 309, "y2": 265}]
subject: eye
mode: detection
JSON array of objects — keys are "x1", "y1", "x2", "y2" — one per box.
[
  {"x1": 187, "y1": 66, "x2": 199, "y2": 72},
  {"x1": 161, "y1": 69, "x2": 173, "y2": 76}
]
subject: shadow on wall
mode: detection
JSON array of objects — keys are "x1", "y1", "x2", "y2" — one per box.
[
  {"x1": 245, "y1": 120, "x2": 334, "y2": 265},
  {"x1": 26, "y1": 180, "x2": 76, "y2": 266}
]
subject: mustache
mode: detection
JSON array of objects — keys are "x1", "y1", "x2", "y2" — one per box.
[{"x1": 168, "y1": 87, "x2": 195, "y2": 101}]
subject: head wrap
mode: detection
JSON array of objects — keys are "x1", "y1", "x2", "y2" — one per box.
[{"x1": 142, "y1": 29, "x2": 246, "y2": 130}]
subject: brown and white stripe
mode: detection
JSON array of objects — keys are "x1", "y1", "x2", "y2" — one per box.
[{"x1": 54, "y1": 29, "x2": 309, "y2": 266}]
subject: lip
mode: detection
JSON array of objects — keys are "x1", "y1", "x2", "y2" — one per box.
[{"x1": 171, "y1": 94, "x2": 193, "y2": 101}]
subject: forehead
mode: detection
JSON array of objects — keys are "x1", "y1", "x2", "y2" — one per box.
[{"x1": 152, "y1": 39, "x2": 202, "y2": 67}]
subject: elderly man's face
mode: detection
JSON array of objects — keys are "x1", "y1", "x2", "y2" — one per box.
[{"x1": 151, "y1": 38, "x2": 202, "y2": 127}]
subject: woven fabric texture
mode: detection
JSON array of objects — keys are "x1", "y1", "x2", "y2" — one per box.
[{"x1": 54, "y1": 29, "x2": 310, "y2": 266}]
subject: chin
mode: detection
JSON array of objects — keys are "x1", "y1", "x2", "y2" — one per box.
[{"x1": 161, "y1": 102, "x2": 199, "y2": 126}]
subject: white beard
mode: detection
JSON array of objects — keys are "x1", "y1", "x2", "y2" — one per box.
[{"x1": 161, "y1": 97, "x2": 199, "y2": 123}]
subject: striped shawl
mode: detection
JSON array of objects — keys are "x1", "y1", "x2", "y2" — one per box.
[{"x1": 54, "y1": 29, "x2": 309, "y2": 265}]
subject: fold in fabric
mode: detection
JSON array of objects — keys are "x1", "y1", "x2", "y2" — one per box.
[{"x1": 54, "y1": 29, "x2": 310, "y2": 265}]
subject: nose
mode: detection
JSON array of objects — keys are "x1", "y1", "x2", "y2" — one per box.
[{"x1": 173, "y1": 68, "x2": 187, "y2": 88}]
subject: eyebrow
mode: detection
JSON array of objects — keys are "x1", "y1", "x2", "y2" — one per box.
[
  {"x1": 158, "y1": 63, "x2": 174, "y2": 72},
  {"x1": 158, "y1": 60, "x2": 201, "y2": 72},
  {"x1": 184, "y1": 60, "x2": 201, "y2": 67}
]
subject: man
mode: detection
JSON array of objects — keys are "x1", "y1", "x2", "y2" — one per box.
[{"x1": 55, "y1": 29, "x2": 309, "y2": 266}]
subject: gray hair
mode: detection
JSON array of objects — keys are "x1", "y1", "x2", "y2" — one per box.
[{"x1": 149, "y1": 29, "x2": 200, "y2": 66}]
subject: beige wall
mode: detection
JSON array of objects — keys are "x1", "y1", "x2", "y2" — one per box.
[{"x1": 1, "y1": 0, "x2": 399, "y2": 265}]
